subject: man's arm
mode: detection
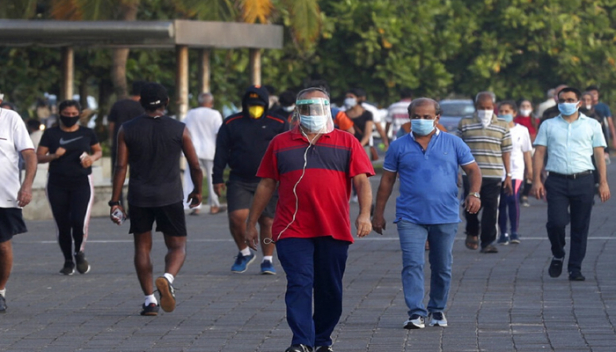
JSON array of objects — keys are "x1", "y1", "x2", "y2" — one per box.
[
  {"x1": 531, "y1": 145, "x2": 546, "y2": 199},
  {"x1": 374, "y1": 120, "x2": 389, "y2": 149},
  {"x1": 502, "y1": 151, "x2": 513, "y2": 195},
  {"x1": 523, "y1": 150, "x2": 533, "y2": 182},
  {"x1": 17, "y1": 149, "x2": 37, "y2": 207},
  {"x1": 593, "y1": 146, "x2": 611, "y2": 202},
  {"x1": 108, "y1": 122, "x2": 115, "y2": 145},
  {"x1": 607, "y1": 116, "x2": 616, "y2": 149},
  {"x1": 372, "y1": 170, "x2": 396, "y2": 234},
  {"x1": 353, "y1": 173, "x2": 373, "y2": 237},
  {"x1": 181, "y1": 127, "x2": 203, "y2": 207},
  {"x1": 212, "y1": 123, "x2": 230, "y2": 196},
  {"x1": 461, "y1": 162, "x2": 482, "y2": 214},
  {"x1": 110, "y1": 127, "x2": 128, "y2": 223},
  {"x1": 245, "y1": 178, "x2": 278, "y2": 250}
]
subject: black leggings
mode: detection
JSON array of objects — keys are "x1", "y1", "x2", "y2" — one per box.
[{"x1": 47, "y1": 174, "x2": 94, "y2": 261}]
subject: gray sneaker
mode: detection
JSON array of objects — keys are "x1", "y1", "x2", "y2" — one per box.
[
  {"x1": 403, "y1": 314, "x2": 425, "y2": 329},
  {"x1": 0, "y1": 294, "x2": 6, "y2": 313},
  {"x1": 429, "y1": 311, "x2": 448, "y2": 327},
  {"x1": 74, "y1": 251, "x2": 91, "y2": 274}
]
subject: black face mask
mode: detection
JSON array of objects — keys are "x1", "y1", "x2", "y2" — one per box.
[{"x1": 60, "y1": 115, "x2": 79, "y2": 127}]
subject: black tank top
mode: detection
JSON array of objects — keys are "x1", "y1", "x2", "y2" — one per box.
[{"x1": 122, "y1": 114, "x2": 185, "y2": 207}]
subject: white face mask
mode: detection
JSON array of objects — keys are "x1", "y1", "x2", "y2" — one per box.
[
  {"x1": 477, "y1": 109, "x2": 493, "y2": 127},
  {"x1": 283, "y1": 104, "x2": 295, "y2": 112},
  {"x1": 344, "y1": 97, "x2": 357, "y2": 109},
  {"x1": 585, "y1": 105, "x2": 592, "y2": 110},
  {"x1": 520, "y1": 109, "x2": 532, "y2": 117}
]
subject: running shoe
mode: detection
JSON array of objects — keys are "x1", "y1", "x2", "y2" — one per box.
[
  {"x1": 74, "y1": 251, "x2": 91, "y2": 274},
  {"x1": 510, "y1": 233, "x2": 521, "y2": 244},
  {"x1": 0, "y1": 294, "x2": 6, "y2": 313},
  {"x1": 285, "y1": 345, "x2": 312, "y2": 352},
  {"x1": 520, "y1": 196, "x2": 530, "y2": 207},
  {"x1": 155, "y1": 276, "x2": 176, "y2": 312},
  {"x1": 548, "y1": 257, "x2": 564, "y2": 278},
  {"x1": 429, "y1": 312, "x2": 448, "y2": 327},
  {"x1": 568, "y1": 271, "x2": 586, "y2": 281},
  {"x1": 59, "y1": 261, "x2": 75, "y2": 275},
  {"x1": 140, "y1": 303, "x2": 159, "y2": 316},
  {"x1": 231, "y1": 252, "x2": 255, "y2": 273},
  {"x1": 315, "y1": 346, "x2": 334, "y2": 352},
  {"x1": 260, "y1": 260, "x2": 276, "y2": 275},
  {"x1": 403, "y1": 314, "x2": 425, "y2": 329},
  {"x1": 497, "y1": 233, "x2": 510, "y2": 245}
]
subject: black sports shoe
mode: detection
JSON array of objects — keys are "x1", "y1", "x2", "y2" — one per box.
[
  {"x1": 548, "y1": 257, "x2": 564, "y2": 278},
  {"x1": 568, "y1": 271, "x2": 586, "y2": 281},
  {"x1": 0, "y1": 294, "x2": 6, "y2": 313},
  {"x1": 74, "y1": 251, "x2": 90, "y2": 274},
  {"x1": 140, "y1": 303, "x2": 159, "y2": 316},
  {"x1": 315, "y1": 346, "x2": 334, "y2": 352},
  {"x1": 155, "y1": 276, "x2": 176, "y2": 312},
  {"x1": 59, "y1": 261, "x2": 75, "y2": 275},
  {"x1": 403, "y1": 314, "x2": 425, "y2": 329},
  {"x1": 285, "y1": 345, "x2": 312, "y2": 352}
]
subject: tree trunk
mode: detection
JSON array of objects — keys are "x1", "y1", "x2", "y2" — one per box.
[{"x1": 110, "y1": 1, "x2": 139, "y2": 99}]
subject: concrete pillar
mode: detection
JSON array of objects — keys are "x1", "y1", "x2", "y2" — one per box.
[
  {"x1": 61, "y1": 47, "x2": 74, "y2": 101},
  {"x1": 176, "y1": 45, "x2": 189, "y2": 121},
  {"x1": 198, "y1": 49, "x2": 211, "y2": 93},
  {"x1": 249, "y1": 48, "x2": 261, "y2": 86}
]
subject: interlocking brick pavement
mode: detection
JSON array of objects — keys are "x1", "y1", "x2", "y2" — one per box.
[{"x1": 2, "y1": 165, "x2": 616, "y2": 351}]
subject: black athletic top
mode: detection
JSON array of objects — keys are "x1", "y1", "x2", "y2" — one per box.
[
  {"x1": 108, "y1": 99, "x2": 144, "y2": 150},
  {"x1": 122, "y1": 114, "x2": 185, "y2": 207},
  {"x1": 39, "y1": 126, "x2": 98, "y2": 177}
]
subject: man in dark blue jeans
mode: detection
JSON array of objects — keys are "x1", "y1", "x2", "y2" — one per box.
[{"x1": 532, "y1": 87, "x2": 611, "y2": 281}]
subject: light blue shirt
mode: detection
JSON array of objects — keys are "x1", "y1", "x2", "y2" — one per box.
[
  {"x1": 383, "y1": 130, "x2": 475, "y2": 225},
  {"x1": 534, "y1": 113, "x2": 606, "y2": 174}
]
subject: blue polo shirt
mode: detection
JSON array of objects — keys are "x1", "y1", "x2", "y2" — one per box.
[
  {"x1": 534, "y1": 113, "x2": 606, "y2": 174},
  {"x1": 383, "y1": 130, "x2": 475, "y2": 225}
]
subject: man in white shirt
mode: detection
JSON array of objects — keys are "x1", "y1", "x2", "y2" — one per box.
[
  {"x1": 183, "y1": 92, "x2": 225, "y2": 215},
  {"x1": 0, "y1": 107, "x2": 37, "y2": 313},
  {"x1": 496, "y1": 101, "x2": 533, "y2": 245},
  {"x1": 386, "y1": 88, "x2": 412, "y2": 141}
]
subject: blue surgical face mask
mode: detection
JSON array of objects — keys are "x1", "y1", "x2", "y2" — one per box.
[
  {"x1": 558, "y1": 102, "x2": 579, "y2": 116},
  {"x1": 344, "y1": 97, "x2": 357, "y2": 109},
  {"x1": 300, "y1": 114, "x2": 328, "y2": 132},
  {"x1": 498, "y1": 114, "x2": 514, "y2": 122},
  {"x1": 411, "y1": 119, "x2": 435, "y2": 136}
]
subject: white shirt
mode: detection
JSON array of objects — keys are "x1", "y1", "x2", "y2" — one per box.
[
  {"x1": 183, "y1": 107, "x2": 223, "y2": 160},
  {"x1": 386, "y1": 99, "x2": 411, "y2": 140},
  {"x1": 0, "y1": 108, "x2": 34, "y2": 208},
  {"x1": 507, "y1": 124, "x2": 533, "y2": 180}
]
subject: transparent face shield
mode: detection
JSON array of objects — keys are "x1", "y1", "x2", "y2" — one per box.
[{"x1": 292, "y1": 97, "x2": 334, "y2": 134}]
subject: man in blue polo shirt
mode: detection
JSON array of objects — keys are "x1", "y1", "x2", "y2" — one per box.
[
  {"x1": 532, "y1": 87, "x2": 610, "y2": 282},
  {"x1": 372, "y1": 98, "x2": 482, "y2": 329}
]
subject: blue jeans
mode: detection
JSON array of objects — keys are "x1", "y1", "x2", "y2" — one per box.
[
  {"x1": 277, "y1": 236, "x2": 349, "y2": 347},
  {"x1": 397, "y1": 220, "x2": 458, "y2": 317},
  {"x1": 498, "y1": 179, "x2": 522, "y2": 235}
]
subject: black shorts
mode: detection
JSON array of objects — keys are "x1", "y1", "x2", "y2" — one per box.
[
  {"x1": 227, "y1": 180, "x2": 278, "y2": 218},
  {"x1": 0, "y1": 208, "x2": 27, "y2": 243},
  {"x1": 128, "y1": 202, "x2": 187, "y2": 237}
]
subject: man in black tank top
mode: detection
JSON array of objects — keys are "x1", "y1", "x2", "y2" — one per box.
[{"x1": 109, "y1": 83, "x2": 203, "y2": 316}]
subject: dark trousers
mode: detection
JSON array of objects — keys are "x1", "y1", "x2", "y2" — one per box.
[
  {"x1": 464, "y1": 177, "x2": 502, "y2": 248},
  {"x1": 544, "y1": 173, "x2": 594, "y2": 273},
  {"x1": 498, "y1": 179, "x2": 522, "y2": 235},
  {"x1": 47, "y1": 175, "x2": 93, "y2": 261},
  {"x1": 276, "y1": 236, "x2": 349, "y2": 348}
]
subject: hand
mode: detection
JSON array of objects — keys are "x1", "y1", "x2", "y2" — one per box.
[
  {"x1": 80, "y1": 155, "x2": 93, "y2": 168},
  {"x1": 109, "y1": 205, "x2": 126, "y2": 225},
  {"x1": 464, "y1": 195, "x2": 481, "y2": 214},
  {"x1": 503, "y1": 176, "x2": 513, "y2": 196},
  {"x1": 244, "y1": 223, "x2": 259, "y2": 251},
  {"x1": 186, "y1": 190, "x2": 202, "y2": 208},
  {"x1": 355, "y1": 213, "x2": 372, "y2": 238},
  {"x1": 214, "y1": 183, "x2": 226, "y2": 197},
  {"x1": 531, "y1": 182, "x2": 545, "y2": 199},
  {"x1": 598, "y1": 182, "x2": 611, "y2": 203},
  {"x1": 17, "y1": 184, "x2": 32, "y2": 207},
  {"x1": 371, "y1": 214, "x2": 386, "y2": 235},
  {"x1": 55, "y1": 147, "x2": 66, "y2": 158}
]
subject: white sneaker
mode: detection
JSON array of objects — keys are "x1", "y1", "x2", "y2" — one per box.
[
  {"x1": 429, "y1": 312, "x2": 448, "y2": 327},
  {"x1": 403, "y1": 314, "x2": 425, "y2": 329}
]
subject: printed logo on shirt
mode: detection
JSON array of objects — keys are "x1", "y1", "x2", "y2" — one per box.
[{"x1": 59, "y1": 136, "x2": 83, "y2": 145}]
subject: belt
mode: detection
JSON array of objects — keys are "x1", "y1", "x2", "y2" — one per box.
[{"x1": 548, "y1": 170, "x2": 593, "y2": 179}]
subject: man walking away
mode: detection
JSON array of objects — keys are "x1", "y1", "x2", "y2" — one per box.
[{"x1": 110, "y1": 83, "x2": 203, "y2": 316}]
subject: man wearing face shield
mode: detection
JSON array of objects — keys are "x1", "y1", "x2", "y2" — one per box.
[
  {"x1": 457, "y1": 92, "x2": 512, "y2": 254},
  {"x1": 244, "y1": 88, "x2": 374, "y2": 352},
  {"x1": 213, "y1": 85, "x2": 289, "y2": 275}
]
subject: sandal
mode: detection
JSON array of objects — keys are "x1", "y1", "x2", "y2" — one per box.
[{"x1": 465, "y1": 235, "x2": 479, "y2": 250}]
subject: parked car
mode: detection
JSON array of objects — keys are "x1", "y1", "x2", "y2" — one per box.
[{"x1": 438, "y1": 99, "x2": 475, "y2": 132}]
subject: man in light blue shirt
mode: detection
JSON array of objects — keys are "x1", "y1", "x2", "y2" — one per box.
[
  {"x1": 532, "y1": 87, "x2": 610, "y2": 282},
  {"x1": 372, "y1": 98, "x2": 482, "y2": 329}
]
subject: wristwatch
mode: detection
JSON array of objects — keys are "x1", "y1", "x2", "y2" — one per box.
[
  {"x1": 506, "y1": 173, "x2": 512, "y2": 177},
  {"x1": 470, "y1": 192, "x2": 480, "y2": 199},
  {"x1": 108, "y1": 200, "x2": 120, "y2": 207}
]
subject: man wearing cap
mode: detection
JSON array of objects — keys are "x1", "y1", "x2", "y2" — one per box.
[
  {"x1": 0, "y1": 104, "x2": 37, "y2": 313},
  {"x1": 213, "y1": 85, "x2": 289, "y2": 275},
  {"x1": 110, "y1": 83, "x2": 203, "y2": 316},
  {"x1": 245, "y1": 87, "x2": 374, "y2": 352}
]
